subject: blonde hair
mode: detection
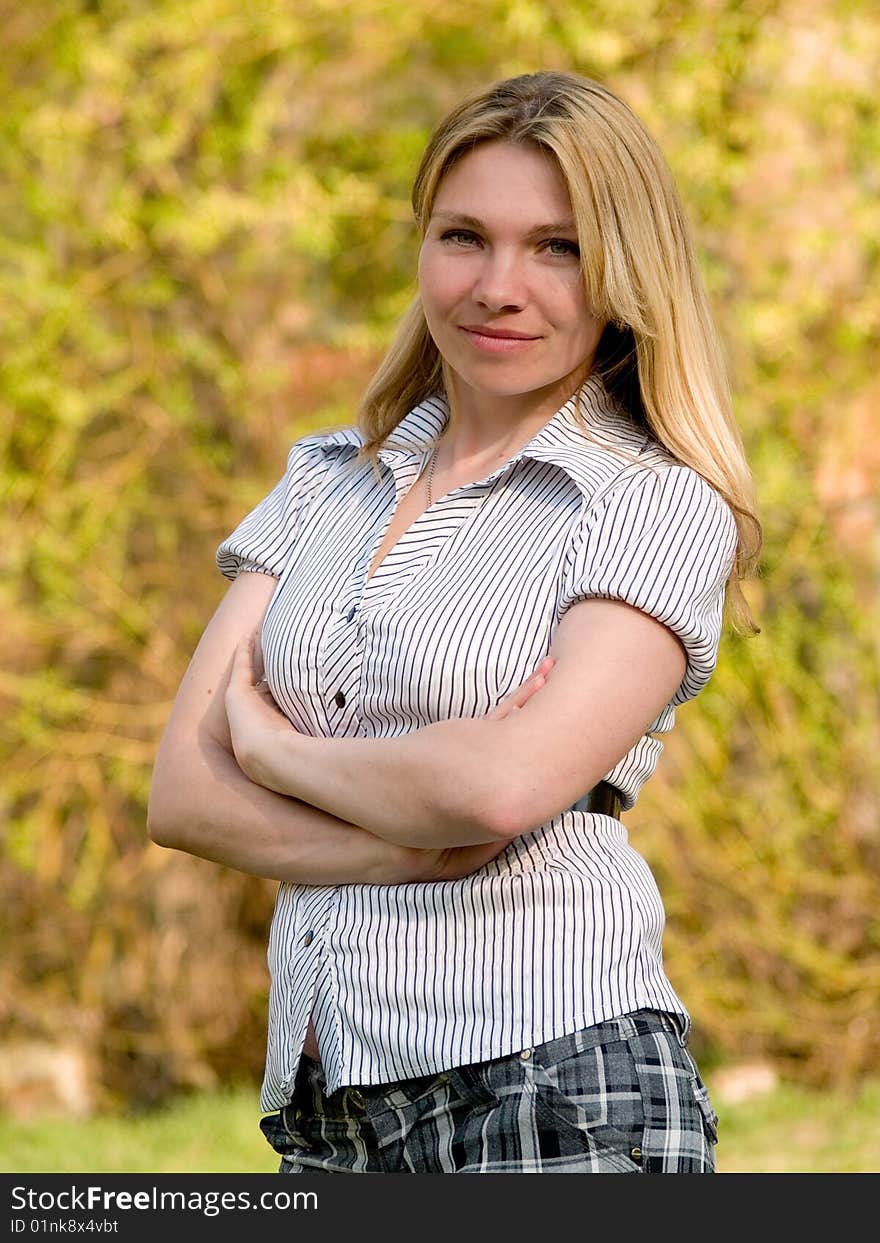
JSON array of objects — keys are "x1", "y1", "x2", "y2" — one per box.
[{"x1": 356, "y1": 70, "x2": 762, "y2": 634}]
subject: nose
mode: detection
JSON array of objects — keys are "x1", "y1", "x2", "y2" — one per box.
[{"x1": 471, "y1": 246, "x2": 527, "y2": 312}]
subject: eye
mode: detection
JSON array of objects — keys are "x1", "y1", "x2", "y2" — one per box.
[
  {"x1": 440, "y1": 229, "x2": 481, "y2": 247},
  {"x1": 545, "y1": 238, "x2": 580, "y2": 258}
]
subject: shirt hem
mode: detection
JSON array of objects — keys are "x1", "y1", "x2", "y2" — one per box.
[{"x1": 260, "y1": 993, "x2": 690, "y2": 1106}]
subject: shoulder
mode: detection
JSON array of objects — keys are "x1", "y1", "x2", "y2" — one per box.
[
  {"x1": 566, "y1": 457, "x2": 739, "y2": 607},
  {"x1": 276, "y1": 424, "x2": 365, "y2": 493},
  {"x1": 587, "y1": 453, "x2": 736, "y2": 544},
  {"x1": 546, "y1": 387, "x2": 733, "y2": 543},
  {"x1": 284, "y1": 423, "x2": 363, "y2": 466}
]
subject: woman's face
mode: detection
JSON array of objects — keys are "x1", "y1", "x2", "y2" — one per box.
[{"x1": 418, "y1": 140, "x2": 603, "y2": 417}]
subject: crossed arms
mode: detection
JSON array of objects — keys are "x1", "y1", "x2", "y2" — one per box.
[{"x1": 148, "y1": 570, "x2": 685, "y2": 883}]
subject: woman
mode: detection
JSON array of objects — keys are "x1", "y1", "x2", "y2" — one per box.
[{"x1": 148, "y1": 70, "x2": 761, "y2": 1174}]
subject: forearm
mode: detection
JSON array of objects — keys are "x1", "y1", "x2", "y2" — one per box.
[
  {"x1": 147, "y1": 733, "x2": 422, "y2": 885},
  {"x1": 241, "y1": 716, "x2": 515, "y2": 848}
]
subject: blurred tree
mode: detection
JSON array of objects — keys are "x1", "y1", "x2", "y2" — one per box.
[{"x1": 1, "y1": 0, "x2": 877, "y2": 1109}]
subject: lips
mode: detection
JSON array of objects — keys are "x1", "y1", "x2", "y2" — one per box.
[
  {"x1": 460, "y1": 325, "x2": 540, "y2": 340},
  {"x1": 459, "y1": 325, "x2": 541, "y2": 354}
]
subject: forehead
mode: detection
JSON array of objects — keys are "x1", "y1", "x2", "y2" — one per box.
[{"x1": 431, "y1": 140, "x2": 574, "y2": 223}]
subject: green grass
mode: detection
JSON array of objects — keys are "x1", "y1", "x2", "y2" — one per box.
[
  {"x1": 712, "y1": 1077, "x2": 880, "y2": 1173},
  {"x1": 0, "y1": 1088, "x2": 278, "y2": 1175},
  {"x1": 1, "y1": 1077, "x2": 878, "y2": 1174}
]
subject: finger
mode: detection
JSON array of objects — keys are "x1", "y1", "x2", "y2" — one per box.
[
  {"x1": 486, "y1": 677, "x2": 543, "y2": 721},
  {"x1": 510, "y1": 670, "x2": 546, "y2": 708},
  {"x1": 229, "y1": 632, "x2": 260, "y2": 689},
  {"x1": 249, "y1": 630, "x2": 268, "y2": 685},
  {"x1": 516, "y1": 656, "x2": 555, "y2": 701},
  {"x1": 485, "y1": 656, "x2": 555, "y2": 720},
  {"x1": 225, "y1": 643, "x2": 250, "y2": 717},
  {"x1": 486, "y1": 672, "x2": 545, "y2": 720},
  {"x1": 229, "y1": 634, "x2": 250, "y2": 680}
]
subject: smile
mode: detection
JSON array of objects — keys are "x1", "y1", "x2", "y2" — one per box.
[{"x1": 459, "y1": 327, "x2": 541, "y2": 353}]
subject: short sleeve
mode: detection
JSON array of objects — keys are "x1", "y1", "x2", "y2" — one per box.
[
  {"x1": 560, "y1": 464, "x2": 738, "y2": 706},
  {"x1": 216, "y1": 435, "x2": 332, "y2": 581}
]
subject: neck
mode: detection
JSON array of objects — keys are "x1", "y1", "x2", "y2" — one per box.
[{"x1": 441, "y1": 368, "x2": 590, "y2": 467}]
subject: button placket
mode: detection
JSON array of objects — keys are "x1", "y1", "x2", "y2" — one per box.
[{"x1": 320, "y1": 600, "x2": 363, "y2": 726}]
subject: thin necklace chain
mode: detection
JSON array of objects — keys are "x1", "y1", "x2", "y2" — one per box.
[
  {"x1": 424, "y1": 437, "x2": 524, "y2": 508},
  {"x1": 425, "y1": 447, "x2": 439, "y2": 507}
]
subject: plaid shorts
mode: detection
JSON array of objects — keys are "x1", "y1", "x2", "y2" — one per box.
[{"x1": 259, "y1": 1009, "x2": 718, "y2": 1174}]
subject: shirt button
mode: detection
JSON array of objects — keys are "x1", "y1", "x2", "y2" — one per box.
[
  {"x1": 334, "y1": 690, "x2": 346, "y2": 708},
  {"x1": 346, "y1": 605, "x2": 357, "y2": 622},
  {"x1": 302, "y1": 930, "x2": 314, "y2": 946}
]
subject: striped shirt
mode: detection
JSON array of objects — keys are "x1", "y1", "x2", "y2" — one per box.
[{"x1": 217, "y1": 373, "x2": 738, "y2": 1106}]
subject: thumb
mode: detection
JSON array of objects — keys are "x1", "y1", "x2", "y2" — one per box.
[{"x1": 230, "y1": 632, "x2": 257, "y2": 684}]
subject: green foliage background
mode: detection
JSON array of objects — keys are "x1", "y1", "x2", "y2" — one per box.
[{"x1": 2, "y1": 0, "x2": 878, "y2": 1111}]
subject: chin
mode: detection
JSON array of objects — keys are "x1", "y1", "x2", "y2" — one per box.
[{"x1": 456, "y1": 370, "x2": 574, "y2": 401}]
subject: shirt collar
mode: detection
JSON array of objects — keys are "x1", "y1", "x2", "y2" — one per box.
[{"x1": 319, "y1": 373, "x2": 650, "y2": 500}]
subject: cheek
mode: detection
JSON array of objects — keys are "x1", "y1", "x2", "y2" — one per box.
[
  {"x1": 418, "y1": 250, "x2": 441, "y2": 306},
  {"x1": 561, "y1": 279, "x2": 591, "y2": 321},
  {"x1": 559, "y1": 287, "x2": 601, "y2": 349},
  {"x1": 419, "y1": 251, "x2": 469, "y2": 315}
]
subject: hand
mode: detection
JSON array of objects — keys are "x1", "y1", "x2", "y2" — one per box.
[
  {"x1": 484, "y1": 656, "x2": 555, "y2": 720},
  {"x1": 398, "y1": 840, "x2": 514, "y2": 882},
  {"x1": 225, "y1": 632, "x2": 295, "y2": 786}
]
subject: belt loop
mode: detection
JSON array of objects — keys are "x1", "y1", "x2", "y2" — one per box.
[
  {"x1": 615, "y1": 1012, "x2": 639, "y2": 1041},
  {"x1": 660, "y1": 1010, "x2": 689, "y2": 1048}
]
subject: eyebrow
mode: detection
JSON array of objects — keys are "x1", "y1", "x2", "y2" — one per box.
[{"x1": 431, "y1": 211, "x2": 578, "y2": 239}]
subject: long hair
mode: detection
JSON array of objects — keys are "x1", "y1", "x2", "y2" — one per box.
[{"x1": 356, "y1": 70, "x2": 762, "y2": 634}]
